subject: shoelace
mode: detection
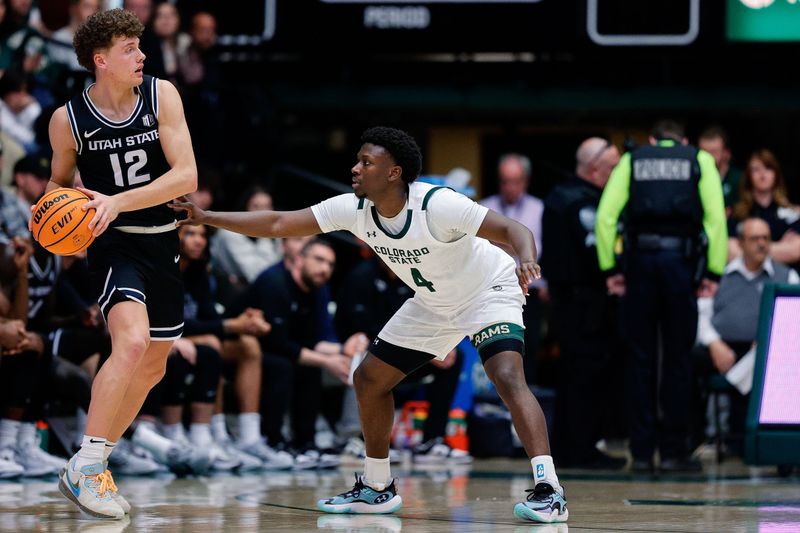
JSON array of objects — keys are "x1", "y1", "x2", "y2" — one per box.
[
  {"x1": 86, "y1": 471, "x2": 115, "y2": 497},
  {"x1": 338, "y1": 473, "x2": 366, "y2": 498},
  {"x1": 103, "y1": 470, "x2": 119, "y2": 493},
  {"x1": 525, "y1": 484, "x2": 554, "y2": 502}
]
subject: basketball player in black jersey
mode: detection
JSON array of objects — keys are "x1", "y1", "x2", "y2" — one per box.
[{"x1": 41, "y1": 9, "x2": 197, "y2": 519}]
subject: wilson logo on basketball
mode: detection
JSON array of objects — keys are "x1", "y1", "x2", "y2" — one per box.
[
  {"x1": 32, "y1": 193, "x2": 69, "y2": 225},
  {"x1": 50, "y1": 208, "x2": 76, "y2": 235}
]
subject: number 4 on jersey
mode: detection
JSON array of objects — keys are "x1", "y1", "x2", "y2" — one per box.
[{"x1": 411, "y1": 268, "x2": 435, "y2": 292}]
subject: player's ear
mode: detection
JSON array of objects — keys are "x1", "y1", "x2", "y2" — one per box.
[
  {"x1": 93, "y1": 51, "x2": 106, "y2": 71},
  {"x1": 388, "y1": 165, "x2": 403, "y2": 183}
]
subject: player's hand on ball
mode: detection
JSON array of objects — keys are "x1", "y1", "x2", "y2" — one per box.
[
  {"x1": 516, "y1": 261, "x2": 542, "y2": 296},
  {"x1": 170, "y1": 197, "x2": 206, "y2": 226},
  {"x1": 78, "y1": 186, "x2": 118, "y2": 237}
]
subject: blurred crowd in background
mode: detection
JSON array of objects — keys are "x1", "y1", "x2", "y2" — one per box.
[{"x1": 1, "y1": 0, "x2": 799, "y2": 480}]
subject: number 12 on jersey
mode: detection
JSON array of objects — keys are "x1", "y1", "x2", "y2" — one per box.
[
  {"x1": 109, "y1": 150, "x2": 150, "y2": 187},
  {"x1": 411, "y1": 268, "x2": 435, "y2": 292}
]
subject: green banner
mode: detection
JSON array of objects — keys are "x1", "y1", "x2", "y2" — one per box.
[{"x1": 727, "y1": 0, "x2": 800, "y2": 41}]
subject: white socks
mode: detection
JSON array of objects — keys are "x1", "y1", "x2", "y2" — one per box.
[
  {"x1": 189, "y1": 424, "x2": 213, "y2": 448},
  {"x1": 162, "y1": 423, "x2": 187, "y2": 443},
  {"x1": 132, "y1": 423, "x2": 174, "y2": 464},
  {"x1": 363, "y1": 456, "x2": 391, "y2": 491},
  {"x1": 74, "y1": 435, "x2": 106, "y2": 470},
  {"x1": 211, "y1": 414, "x2": 229, "y2": 442},
  {"x1": 531, "y1": 455, "x2": 562, "y2": 494},
  {"x1": 238, "y1": 413, "x2": 261, "y2": 445},
  {"x1": 103, "y1": 441, "x2": 116, "y2": 462},
  {"x1": 17, "y1": 422, "x2": 37, "y2": 449},
  {"x1": 0, "y1": 419, "x2": 20, "y2": 450}
]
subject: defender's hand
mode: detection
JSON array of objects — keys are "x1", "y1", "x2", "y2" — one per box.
[
  {"x1": 169, "y1": 197, "x2": 207, "y2": 227},
  {"x1": 78, "y1": 187, "x2": 116, "y2": 236},
  {"x1": 516, "y1": 261, "x2": 541, "y2": 296}
]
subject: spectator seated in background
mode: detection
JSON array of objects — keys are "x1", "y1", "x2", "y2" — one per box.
[
  {"x1": 236, "y1": 238, "x2": 367, "y2": 469},
  {"x1": 728, "y1": 149, "x2": 800, "y2": 265},
  {"x1": 0, "y1": 70, "x2": 41, "y2": 152},
  {"x1": 695, "y1": 217, "x2": 799, "y2": 455},
  {"x1": 335, "y1": 255, "x2": 470, "y2": 464},
  {"x1": 47, "y1": 0, "x2": 100, "y2": 98},
  {"x1": 0, "y1": 233, "x2": 64, "y2": 479},
  {"x1": 178, "y1": 223, "x2": 292, "y2": 471},
  {"x1": 210, "y1": 185, "x2": 282, "y2": 291},
  {"x1": 698, "y1": 126, "x2": 742, "y2": 215},
  {"x1": 480, "y1": 153, "x2": 545, "y2": 384},
  {"x1": 150, "y1": 1, "x2": 189, "y2": 85}
]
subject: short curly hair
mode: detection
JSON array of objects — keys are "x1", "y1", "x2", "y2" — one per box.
[
  {"x1": 360, "y1": 127, "x2": 423, "y2": 184},
  {"x1": 73, "y1": 9, "x2": 143, "y2": 72}
]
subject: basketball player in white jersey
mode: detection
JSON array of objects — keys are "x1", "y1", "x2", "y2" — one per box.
[
  {"x1": 172, "y1": 127, "x2": 568, "y2": 523},
  {"x1": 42, "y1": 9, "x2": 197, "y2": 518}
]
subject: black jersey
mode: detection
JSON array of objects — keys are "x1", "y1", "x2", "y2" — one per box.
[{"x1": 65, "y1": 75, "x2": 173, "y2": 227}]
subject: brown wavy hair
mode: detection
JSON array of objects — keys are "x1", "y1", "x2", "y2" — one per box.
[
  {"x1": 732, "y1": 149, "x2": 791, "y2": 221},
  {"x1": 73, "y1": 9, "x2": 143, "y2": 72}
]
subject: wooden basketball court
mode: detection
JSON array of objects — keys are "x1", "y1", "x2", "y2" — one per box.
[{"x1": 1, "y1": 457, "x2": 798, "y2": 532}]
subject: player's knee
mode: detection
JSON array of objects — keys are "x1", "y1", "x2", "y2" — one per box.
[
  {"x1": 352, "y1": 364, "x2": 372, "y2": 394},
  {"x1": 486, "y1": 364, "x2": 524, "y2": 395},
  {"x1": 114, "y1": 334, "x2": 150, "y2": 368},
  {"x1": 353, "y1": 362, "x2": 391, "y2": 395}
]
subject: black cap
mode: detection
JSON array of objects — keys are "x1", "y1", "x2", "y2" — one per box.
[{"x1": 14, "y1": 154, "x2": 50, "y2": 179}]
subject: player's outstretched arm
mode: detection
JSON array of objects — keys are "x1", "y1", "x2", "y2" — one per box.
[
  {"x1": 170, "y1": 200, "x2": 322, "y2": 238},
  {"x1": 476, "y1": 209, "x2": 541, "y2": 293}
]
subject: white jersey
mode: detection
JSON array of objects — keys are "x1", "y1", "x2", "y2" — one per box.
[{"x1": 312, "y1": 182, "x2": 520, "y2": 309}]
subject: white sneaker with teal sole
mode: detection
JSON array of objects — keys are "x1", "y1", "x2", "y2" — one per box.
[
  {"x1": 318, "y1": 474, "x2": 403, "y2": 514},
  {"x1": 513, "y1": 482, "x2": 569, "y2": 523},
  {"x1": 58, "y1": 458, "x2": 125, "y2": 519}
]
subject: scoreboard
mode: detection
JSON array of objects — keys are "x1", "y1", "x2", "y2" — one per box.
[
  {"x1": 211, "y1": 1, "x2": 799, "y2": 52},
  {"x1": 212, "y1": 0, "x2": 705, "y2": 53}
]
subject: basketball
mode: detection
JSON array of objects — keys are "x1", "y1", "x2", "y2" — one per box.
[{"x1": 31, "y1": 188, "x2": 96, "y2": 256}]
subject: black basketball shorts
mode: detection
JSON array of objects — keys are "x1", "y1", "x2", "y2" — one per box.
[{"x1": 87, "y1": 227, "x2": 184, "y2": 341}]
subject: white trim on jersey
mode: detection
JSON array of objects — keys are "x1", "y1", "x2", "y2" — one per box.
[
  {"x1": 123, "y1": 295, "x2": 146, "y2": 307},
  {"x1": 149, "y1": 333, "x2": 183, "y2": 341},
  {"x1": 150, "y1": 322, "x2": 185, "y2": 332},
  {"x1": 82, "y1": 83, "x2": 143, "y2": 128},
  {"x1": 97, "y1": 267, "x2": 114, "y2": 307},
  {"x1": 150, "y1": 77, "x2": 159, "y2": 119},
  {"x1": 65, "y1": 102, "x2": 83, "y2": 154},
  {"x1": 99, "y1": 285, "x2": 117, "y2": 315},
  {"x1": 118, "y1": 287, "x2": 146, "y2": 300}
]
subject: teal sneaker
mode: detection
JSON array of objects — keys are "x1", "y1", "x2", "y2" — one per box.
[
  {"x1": 317, "y1": 474, "x2": 403, "y2": 514},
  {"x1": 513, "y1": 482, "x2": 568, "y2": 523}
]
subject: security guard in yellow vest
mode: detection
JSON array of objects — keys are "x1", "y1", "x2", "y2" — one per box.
[{"x1": 595, "y1": 120, "x2": 727, "y2": 473}]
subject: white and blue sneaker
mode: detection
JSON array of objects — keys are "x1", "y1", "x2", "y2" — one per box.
[
  {"x1": 317, "y1": 474, "x2": 403, "y2": 514},
  {"x1": 513, "y1": 482, "x2": 568, "y2": 523},
  {"x1": 58, "y1": 458, "x2": 125, "y2": 519}
]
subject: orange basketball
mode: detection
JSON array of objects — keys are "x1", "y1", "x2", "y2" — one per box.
[{"x1": 31, "y1": 188, "x2": 96, "y2": 256}]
